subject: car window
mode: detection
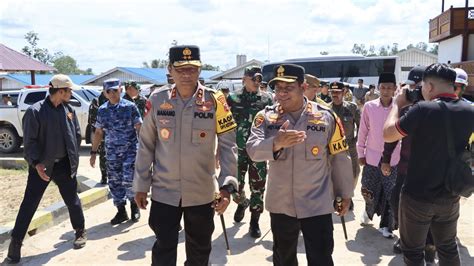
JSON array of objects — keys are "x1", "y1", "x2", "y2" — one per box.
[
  {"x1": 24, "y1": 91, "x2": 47, "y2": 105},
  {"x1": 74, "y1": 90, "x2": 89, "y2": 101}
]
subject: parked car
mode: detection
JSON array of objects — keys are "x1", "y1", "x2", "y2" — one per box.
[
  {"x1": 0, "y1": 87, "x2": 91, "y2": 153},
  {"x1": 0, "y1": 90, "x2": 20, "y2": 106}
]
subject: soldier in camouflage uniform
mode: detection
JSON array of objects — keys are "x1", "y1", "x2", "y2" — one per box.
[
  {"x1": 226, "y1": 65, "x2": 273, "y2": 238},
  {"x1": 88, "y1": 89, "x2": 109, "y2": 184},
  {"x1": 123, "y1": 80, "x2": 150, "y2": 118},
  {"x1": 329, "y1": 82, "x2": 360, "y2": 210},
  {"x1": 343, "y1": 84, "x2": 354, "y2": 102},
  {"x1": 90, "y1": 78, "x2": 143, "y2": 225}
]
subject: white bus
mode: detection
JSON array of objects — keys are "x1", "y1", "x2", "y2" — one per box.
[{"x1": 262, "y1": 55, "x2": 400, "y2": 87}]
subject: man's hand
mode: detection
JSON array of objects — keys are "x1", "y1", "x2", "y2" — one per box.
[
  {"x1": 381, "y1": 163, "x2": 391, "y2": 176},
  {"x1": 335, "y1": 198, "x2": 351, "y2": 216},
  {"x1": 35, "y1": 163, "x2": 50, "y2": 182},
  {"x1": 273, "y1": 120, "x2": 306, "y2": 152},
  {"x1": 90, "y1": 154, "x2": 97, "y2": 168},
  {"x1": 135, "y1": 192, "x2": 148, "y2": 210},
  {"x1": 395, "y1": 87, "x2": 410, "y2": 108},
  {"x1": 358, "y1": 157, "x2": 366, "y2": 166},
  {"x1": 212, "y1": 190, "x2": 231, "y2": 215}
]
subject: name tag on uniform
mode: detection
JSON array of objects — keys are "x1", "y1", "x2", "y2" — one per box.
[{"x1": 157, "y1": 110, "x2": 175, "y2": 116}]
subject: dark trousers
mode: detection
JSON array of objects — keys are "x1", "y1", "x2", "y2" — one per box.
[
  {"x1": 399, "y1": 192, "x2": 460, "y2": 266},
  {"x1": 11, "y1": 157, "x2": 85, "y2": 240},
  {"x1": 149, "y1": 200, "x2": 215, "y2": 266},
  {"x1": 270, "y1": 213, "x2": 334, "y2": 266},
  {"x1": 391, "y1": 174, "x2": 435, "y2": 246}
]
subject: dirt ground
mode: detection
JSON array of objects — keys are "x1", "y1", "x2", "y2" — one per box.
[{"x1": 0, "y1": 168, "x2": 63, "y2": 225}]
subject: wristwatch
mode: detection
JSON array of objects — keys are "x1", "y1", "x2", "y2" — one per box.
[{"x1": 90, "y1": 150, "x2": 98, "y2": 155}]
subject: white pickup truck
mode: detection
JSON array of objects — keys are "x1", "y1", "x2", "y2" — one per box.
[{"x1": 0, "y1": 88, "x2": 92, "y2": 153}]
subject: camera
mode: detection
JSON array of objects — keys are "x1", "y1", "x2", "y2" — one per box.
[{"x1": 406, "y1": 85, "x2": 423, "y2": 103}]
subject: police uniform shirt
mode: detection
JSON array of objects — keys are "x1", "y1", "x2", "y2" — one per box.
[
  {"x1": 133, "y1": 84, "x2": 238, "y2": 207},
  {"x1": 246, "y1": 100, "x2": 354, "y2": 218}
]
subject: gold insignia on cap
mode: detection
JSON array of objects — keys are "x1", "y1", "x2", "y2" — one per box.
[
  {"x1": 277, "y1": 66, "x2": 285, "y2": 77},
  {"x1": 182, "y1": 47, "x2": 192, "y2": 60}
]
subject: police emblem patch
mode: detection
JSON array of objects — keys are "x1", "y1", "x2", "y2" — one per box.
[
  {"x1": 160, "y1": 128, "x2": 171, "y2": 140},
  {"x1": 311, "y1": 146, "x2": 319, "y2": 156}
]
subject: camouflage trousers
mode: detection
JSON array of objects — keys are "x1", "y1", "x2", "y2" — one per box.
[
  {"x1": 232, "y1": 148, "x2": 267, "y2": 213},
  {"x1": 106, "y1": 146, "x2": 137, "y2": 207},
  {"x1": 98, "y1": 141, "x2": 107, "y2": 178}
]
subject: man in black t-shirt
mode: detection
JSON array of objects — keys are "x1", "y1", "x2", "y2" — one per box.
[{"x1": 383, "y1": 63, "x2": 474, "y2": 266}]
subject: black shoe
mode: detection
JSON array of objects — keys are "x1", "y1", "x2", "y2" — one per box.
[
  {"x1": 249, "y1": 212, "x2": 261, "y2": 238},
  {"x1": 6, "y1": 237, "x2": 22, "y2": 264},
  {"x1": 73, "y1": 229, "x2": 87, "y2": 249},
  {"x1": 100, "y1": 176, "x2": 107, "y2": 185},
  {"x1": 130, "y1": 201, "x2": 140, "y2": 222},
  {"x1": 111, "y1": 206, "x2": 129, "y2": 225},
  {"x1": 424, "y1": 244, "x2": 436, "y2": 263},
  {"x1": 234, "y1": 204, "x2": 248, "y2": 223},
  {"x1": 393, "y1": 239, "x2": 402, "y2": 254}
]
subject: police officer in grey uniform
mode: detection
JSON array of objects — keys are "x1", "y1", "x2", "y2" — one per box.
[
  {"x1": 246, "y1": 64, "x2": 354, "y2": 266},
  {"x1": 329, "y1": 82, "x2": 361, "y2": 191},
  {"x1": 133, "y1": 45, "x2": 238, "y2": 266}
]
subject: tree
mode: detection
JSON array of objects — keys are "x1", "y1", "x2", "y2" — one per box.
[
  {"x1": 201, "y1": 64, "x2": 220, "y2": 71},
  {"x1": 390, "y1": 43, "x2": 399, "y2": 56},
  {"x1": 415, "y1": 42, "x2": 428, "y2": 52},
  {"x1": 53, "y1": 55, "x2": 78, "y2": 74},
  {"x1": 320, "y1": 51, "x2": 329, "y2": 55},
  {"x1": 429, "y1": 44, "x2": 438, "y2": 55},
  {"x1": 52, "y1": 54, "x2": 94, "y2": 74},
  {"x1": 22, "y1": 31, "x2": 53, "y2": 64},
  {"x1": 378, "y1": 46, "x2": 389, "y2": 56},
  {"x1": 351, "y1": 44, "x2": 368, "y2": 56}
]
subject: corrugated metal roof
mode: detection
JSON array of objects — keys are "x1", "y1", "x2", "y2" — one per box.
[
  {"x1": 0, "y1": 43, "x2": 56, "y2": 71},
  {"x1": 5, "y1": 74, "x2": 96, "y2": 85},
  {"x1": 119, "y1": 67, "x2": 220, "y2": 83}
]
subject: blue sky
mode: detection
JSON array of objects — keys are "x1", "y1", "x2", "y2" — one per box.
[{"x1": 0, "y1": 0, "x2": 468, "y2": 74}]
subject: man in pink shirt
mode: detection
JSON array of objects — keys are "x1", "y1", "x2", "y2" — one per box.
[{"x1": 357, "y1": 72, "x2": 400, "y2": 238}]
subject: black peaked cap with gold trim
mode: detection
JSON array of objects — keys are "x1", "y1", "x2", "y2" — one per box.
[
  {"x1": 169, "y1": 45, "x2": 202, "y2": 67},
  {"x1": 268, "y1": 64, "x2": 305, "y2": 86},
  {"x1": 329, "y1": 81, "x2": 344, "y2": 91}
]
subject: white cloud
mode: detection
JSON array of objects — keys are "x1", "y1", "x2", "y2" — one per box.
[{"x1": 0, "y1": 0, "x2": 469, "y2": 74}]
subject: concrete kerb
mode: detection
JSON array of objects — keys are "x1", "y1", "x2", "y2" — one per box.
[{"x1": 0, "y1": 175, "x2": 109, "y2": 244}]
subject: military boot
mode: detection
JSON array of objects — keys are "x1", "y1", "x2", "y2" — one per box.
[
  {"x1": 233, "y1": 204, "x2": 248, "y2": 223},
  {"x1": 6, "y1": 237, "x2": 22, "y2": 264},
  {"x1": 73, "y1": 228, "x2": 87, "y2": 249},
  {"x1": 249, "y1": 212, "x2": 261, "y2": 238},
  {"x1": 130, "y1": 201, "x2": 141, "y2": 222},
  {"x1": 111, "y1": 205, "x2": 129, "y2": 225}
]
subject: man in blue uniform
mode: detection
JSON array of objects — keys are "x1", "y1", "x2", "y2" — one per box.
[{"x1": 90, "y1": 78, "x2": 143, "y2": 224}]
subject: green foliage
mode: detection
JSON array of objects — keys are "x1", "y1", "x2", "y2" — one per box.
[
  {"x1": 351, "y1": 42, "x2": 438, "y2": 56},
  {"x1": 22, "y1": 31, "x2": 53, "y2": 64}
]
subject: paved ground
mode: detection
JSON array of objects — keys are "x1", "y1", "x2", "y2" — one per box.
[{"x1": 0, "y1": 143, "x2": 473, "y2": 265}]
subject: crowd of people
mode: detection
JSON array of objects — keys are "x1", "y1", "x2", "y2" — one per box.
[{"x1": 5, "y1": 44, "x2": 473, "y2": 266}]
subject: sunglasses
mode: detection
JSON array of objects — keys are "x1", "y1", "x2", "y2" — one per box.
[{"x1": 106, "y1": 88, "x2": 119, "y2": 94}]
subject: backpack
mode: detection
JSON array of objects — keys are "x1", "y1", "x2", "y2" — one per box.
[{"x1": 438, "y1": 101, "x2": 473, "y2": 198}]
